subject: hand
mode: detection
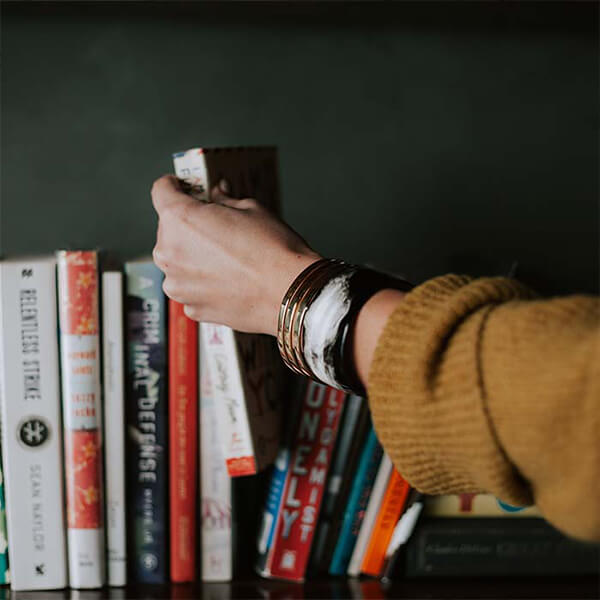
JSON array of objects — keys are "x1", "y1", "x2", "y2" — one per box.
[{"x1": 151, "y1": 175, "x2": 321, "y2": 335}]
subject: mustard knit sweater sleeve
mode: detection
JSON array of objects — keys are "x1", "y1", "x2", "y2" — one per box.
[{"x1": 368, "y1": 275, "x2": 600, "y2": 541}]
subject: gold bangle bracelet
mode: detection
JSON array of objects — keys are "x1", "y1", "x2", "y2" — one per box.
[
  {"x1": 289, "y1": 260, "x2": 347, "y2": 377},
  {"x1": 277, "y1": 258, "x2": 331, "y2": 373},
  {"x1": 277, "y1": 259, "x2": 329, "y2": 359}
]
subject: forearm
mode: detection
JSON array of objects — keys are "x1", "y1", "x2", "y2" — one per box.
[
  {"x1": 366, "y1": 275, "x2": 600, "y2": 541},
  {"x1": 352, "y1": 289, "x2": 406, "y2": 388}
]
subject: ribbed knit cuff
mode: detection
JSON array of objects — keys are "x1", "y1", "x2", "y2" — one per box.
[{"x1": 368, "y1": 274, "x2": 535, "y2": 506}]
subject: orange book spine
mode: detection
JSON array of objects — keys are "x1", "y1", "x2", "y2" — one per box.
[
  {"x1": 168, "y1": 300, "x2": 198, "y2": 582},
  {"x1": 360, "y1": 469, "x2": 411, "y2": 577}
]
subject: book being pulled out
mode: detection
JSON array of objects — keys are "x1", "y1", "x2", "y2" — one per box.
[{"x1": 173, "y1": 147, "x2": 283, "y2": 477}]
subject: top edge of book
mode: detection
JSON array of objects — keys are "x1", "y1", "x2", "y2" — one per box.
[
  {"x1": 172, "y1": 146, "x2": 277, "y2": 159},
  {"x1": 124, "y1": 255, "x2": 154, "y2": 264},
  {"x1": 0, "y1": 254, "x2": 56, "y2": 264}
]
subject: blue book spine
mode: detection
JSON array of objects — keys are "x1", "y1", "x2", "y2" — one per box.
[
  {"x1": 329, "y1": 426, "x2": 383, "y2": 576},
  {"x1": 125, "y1": 262, "x2": 168, "y2": 583},
  {"x1": 255, "y1": 446, "x2": 290, "y2": 573}
]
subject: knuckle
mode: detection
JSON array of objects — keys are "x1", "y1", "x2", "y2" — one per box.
[
  {"x1": 183, "y1": 304, "x2": 202, "y2": 321},
  {"x1": 162, "y1": 278, "x2": 178, "y2": 299},
  {"x1": 152, "y1": 246, "x2": 165, "y2": 268}
]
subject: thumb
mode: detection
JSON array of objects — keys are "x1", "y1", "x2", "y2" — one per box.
[{"x1": 211, "y1": 181, "x2": 258, "y2": 210}]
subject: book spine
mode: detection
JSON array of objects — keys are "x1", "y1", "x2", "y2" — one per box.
[
  {"x1": 255, "y1": 446, "x2": 291, "y2": 575},
  {"x1": 234, "y1": 332, "x2": 281, "y2": 474},
  {"x1": 57, "y1": 251, "x2": 105, "y2": 589},
  {"x1": 168, "y1": 300, "x2": 198, "y2": 582},
  {"x1": 201, "y1": 324, "x2": 257, "y2": 477},
  {"x1": 0, "y1": 258, "x2": 68, "y2": 590},
  {"x1": 347, "y1": 454, "x2": 393, "y2": 576},
  {"x1": 360, "y1": 468, "x2": 411, "y2": 576},
  {"x1": 266, "y1": 383, "x2": 346, "y2": 582},
  {"x1": 102, "y1": 271, "x2": 127, "y2": 587},
  {"x1": 125, "y1": 261, "x2": 168, "y2": 583},
  {"x1": 329, "y1": 427, "x2": 382, "y2": 576},
  {"x1": 199, "y1": 329, "x2": 232, "y2": 581},
  {"x1": 381, "y1": 492, "x2": 424, "y2": 583},
  {"x1": 309, "y1": 394, "x2": 365, "y2": 573},
  {"x1": 256, "y1": 379, "x2": 305, "y2": 576},
  {"x1": 0, "y1": 460, "x2": 8, "y2": 584},
  {"x1": 405, "y1": 518, "x2": 600, "y2": 576}
]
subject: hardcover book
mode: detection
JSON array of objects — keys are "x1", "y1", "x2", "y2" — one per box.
[
  {"x1": 424, "y1": 493, "x2": 541, "y2": 518},
  {"x1": 57, "y1": 250, "x2": 105, "y2": 589},
  {"x1": 199, "y1": 329, "x2": 233, "y2": 581},
  {"x1": 347, "y1": 454, "x2": 393, "y2": 576},
  {"x1": 360, "y1": 468, "x2": 411, "y2": 577},
  {"x1": 102, "y1": 270, "x2": 127, "y2": 587},
  {"x1": 257, "y1": 381, "x2": 346, "y2": 582},
  {"x1": 169, "y1": 300, "x2": 198, "y2": 582},
  {"x1": 308, "y1": 394, "x2": 368, "y2": 575},
  {"x1": 125, "y1": 260, "x2": 168, "y2": 583},
  {"x1": 201, "y1": 324, "x2": 281, "y2": 477},
  {"x1": 0, "y1": 257, "x2": 68, "y2": 591},
  {"x1": 173, "y1": 147, "x2": 282, "y2": 477},
  {"x1": 329, "y1": 426, "x2": 383, "y2": 576},
  {"x1": 404, "y1": 518, "x2": 600, "y2": 576}
]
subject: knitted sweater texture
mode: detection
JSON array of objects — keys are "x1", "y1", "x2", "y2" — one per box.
[{"x1": 368, "y1": 275, "x2": 599, "y2": 541}]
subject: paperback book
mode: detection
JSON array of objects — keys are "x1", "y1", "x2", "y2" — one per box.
[{"x1": 173, "y1": 147, "x2": 282, "y2": 477}]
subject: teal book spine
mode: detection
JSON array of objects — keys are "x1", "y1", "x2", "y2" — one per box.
[
  {"x1": 0, "y1": 459, "x2": 9, "y2": 584},
  {"x1": 124, "y1": 261, "x2": 168, "y2": 583},
  {"x1": 329, "y1": 426, "x2": 382, "y2": 576}
]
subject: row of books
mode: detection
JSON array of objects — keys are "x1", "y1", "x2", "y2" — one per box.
[
  {"x1": 0, "y1": 248, "x2": 414, "y2": 590},
  {"x1": 1, "y1": 147, "x2": 597, "y2": 592},
  {"x1": 0, "y1": 249, "x2": 287, "y2": 591}
]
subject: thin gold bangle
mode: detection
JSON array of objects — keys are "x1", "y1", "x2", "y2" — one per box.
[
  {"x1": 278, "y1": 259, "x2": 330, "y2": 366},
  {"x1": 277, "y1": 258, "x2": 330, "y2": 372},
  {"x1": 289, "y1": 260, "x2": 347, "y2": 377}
]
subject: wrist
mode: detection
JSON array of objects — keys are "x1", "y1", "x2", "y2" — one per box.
[
  {"x1": 352, "y1": 289, "x2": 406, "y2": 389},
  {"x1": 275, "y1": 259, "x2": 411, "y2": 395}
]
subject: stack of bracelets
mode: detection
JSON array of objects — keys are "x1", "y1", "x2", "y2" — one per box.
[{"x1": 277, "y1": 258, "x2": 413, "y2": 397}]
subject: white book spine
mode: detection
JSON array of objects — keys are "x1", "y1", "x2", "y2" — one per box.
[
  {"x1": 199, "y1": 330, "x2": 232, "y2": 581},
  {"x1": 0, "y1": 258, "x2": 68, "y2": 590},
  {"x1": 101, "y1": 272, "x2": 126, "y2": 586},
  {"x1": 347, "y1": 454, "x2": 393, "y2": 577},
  {"x1": 57, "y1": 251, "x2": 105, "y2": 589},
  {"x1": 201, "y1": 323, "x2": 256, "y2": 476}
]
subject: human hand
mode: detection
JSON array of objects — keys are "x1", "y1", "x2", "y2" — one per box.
[{"x1": 151, "y1": 175, "x2": 321, "y2": 335}]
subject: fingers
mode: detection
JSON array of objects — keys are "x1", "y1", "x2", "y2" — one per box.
[
  {"x1": 151, "y1": 175, "x2": 194, "y2": 214},
  {"x1": 211, "y1": 184, "x2": 259, "y2": 210}
]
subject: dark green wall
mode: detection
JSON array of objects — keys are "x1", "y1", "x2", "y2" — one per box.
[{"x1": 2, "y1": 2, "x2": 598, "y2": 295}]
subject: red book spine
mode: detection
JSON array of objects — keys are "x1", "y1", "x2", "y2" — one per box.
[
  {"x1": 168, "y1": 300, "x2": 198, "y2": 582},
  {"x1": 268, "y1": 383, "x2": 346, "y2": 582}
]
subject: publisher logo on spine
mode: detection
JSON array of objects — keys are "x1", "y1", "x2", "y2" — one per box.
[
  {"x1": 141, "y1": 553, "x2": 158, "y2": 572},
  {"x1": 17, "y1": 417, "x2": 50, "y2": 448}
]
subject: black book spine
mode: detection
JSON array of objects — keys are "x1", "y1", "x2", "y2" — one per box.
[
  {"x1": 308, "y1": 395, "x2": 369, "y2": 575},
  {"x1": 405, "y1": 518, "x2": 600, "y2": 577},
  {"x1": 125, "y1": 262, "x2": 169, "y2": 583}
]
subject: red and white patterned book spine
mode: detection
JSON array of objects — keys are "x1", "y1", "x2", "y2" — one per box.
[{"x1": 57, "y1": 251, "x2": 105, "y2": 589}]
